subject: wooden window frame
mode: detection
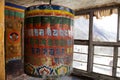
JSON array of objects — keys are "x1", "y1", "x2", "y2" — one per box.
[{"x1": 73, "y1": 5, "x2": 120, "y2": 80}]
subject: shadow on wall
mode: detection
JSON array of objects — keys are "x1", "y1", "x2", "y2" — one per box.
[{"x1": 6, "y1": 60, "x2": 24, "y2": 80}]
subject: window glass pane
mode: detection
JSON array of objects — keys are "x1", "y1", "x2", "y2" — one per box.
[
  {"x1": 73, "y1": 61, "x2": 87, "y2": 71},
  {"x1": 93, "y1": 46, "x2": 113, "y2": 76},
  {"x1": 74, "y1": 45, "x2": 88, "y2": 54},
  {"x1": 73, "y1": 53, "x2": 87, "y2": 62},
  {"x1": 93, "y1": 9, "x2": 118, "y2": 42},
  {"x1": 117, "y1": 58, "x2": 120, "y2": 67},
  {"x1": 74, "y1": 15, "x2": 89, "y2": 40},
  {"x1": 94, "y1": 55, "x2": 113, "y2": 66},
  {"x1": 73, "y1": 45, "x2": 88, "y2": 71},
  {"x1": 118, "y1": 47, "x2": 120, "y2": 56},
  {"x1": 93, "y1": 64, "x2": 112, "y2": 76},
  {"x1": 117, "y1": 68, "x2": 120, "y2": 77},
  {"x1": 94, "y1": 46, "x2": 113, "y2": 56}
]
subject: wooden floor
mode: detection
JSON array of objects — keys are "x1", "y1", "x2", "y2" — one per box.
[
  {"x1": 11, "y1": 74, "x2": 84, "y2": 80},
  {"x1": 6, "y1": 60, "x2": 94, "y2": 80},
  {"x1": 9, "y1": 74, "x2": 94, "y2": 80}
]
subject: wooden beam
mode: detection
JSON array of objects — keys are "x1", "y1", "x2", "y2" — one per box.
[
  {"x1": 74, "y1": 40, "x2": 89, "y2": 45},
  {"x1": 75, "y1": 5, "x2": 119, "y2": 15},
  {"x1": 87, "y1": 12, "x2": 94, "y2": 72},
  {"x1": 112, "y1": 47, "x2": 118, "y2": 77},
  {"x1": 0, "y1": 0, "x2": 5, "y2": 80},
  {"x1": 93, "y1": 42, "x2": 120, "y2": 46}
]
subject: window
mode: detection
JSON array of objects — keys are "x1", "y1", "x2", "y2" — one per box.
[
  {"x1": 73, "y1": 61, "x2": 87, "y2": 71},
  {"x1": 73, "y1": 14, "x2": 89, "y2": 71},
  {"x1": 73, "y1": 45, "x2": 88, "y2": 71},
  {"x1": 73, "y1": 7, "x2": 120, "y2": 79},
  {"x1": 93, "y1": 9, "x2": 118, "y2": 42},
  {"x1": 93, "y1": 64, "x2": 112, "y2": 75},
  {"x1": 93, "y1": 46, "x2": 113, "y2": 76},
  {"x1": 74, "y1": 15, "x2": 89, "y2": 40},
  {"x1": 117, "y1": 48, "x2": 120, "y2": 77},
  {"x1": 117, "y1": 68, "x2": 120, "y2": 77}
]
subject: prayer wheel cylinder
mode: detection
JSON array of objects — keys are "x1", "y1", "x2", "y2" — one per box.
[{"x1": 24, "y1": 4, "x2": 74, "y2": 78}]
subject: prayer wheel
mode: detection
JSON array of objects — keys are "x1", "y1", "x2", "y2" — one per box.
[{"x1": 24, "y1": 4, "x2": 74, "y2": 79}]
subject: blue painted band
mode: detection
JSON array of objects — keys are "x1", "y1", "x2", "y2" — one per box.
[
  {"x1": 26, "y1": 4, "x2": 74, "y2": 14},
  {"x1": 5, "y1": 2, "x2": 26, "y2": 10}
]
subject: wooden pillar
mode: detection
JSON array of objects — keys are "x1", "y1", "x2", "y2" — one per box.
[
  {"x1": 0, "y1": 0, "x2": 5, "y2": 80},
  {"x1": 87, "y1": 11, "x2": 94, "y2": 72}
]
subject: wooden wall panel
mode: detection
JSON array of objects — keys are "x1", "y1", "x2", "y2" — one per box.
[
  {"x1": 0, "y1": 0, "x2": 5, "y2": 80},
  {"x1": 5, "y1": 3, "x2": 25, "y2": 62}
]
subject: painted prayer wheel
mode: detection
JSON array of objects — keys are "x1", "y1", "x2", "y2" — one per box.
[{"x1": 24, "y1": 4, "x2": 74, "y2": 79}]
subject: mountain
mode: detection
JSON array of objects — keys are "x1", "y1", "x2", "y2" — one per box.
[{"x1": 74, "y1": 16, "x2": 117, "y2": 42}]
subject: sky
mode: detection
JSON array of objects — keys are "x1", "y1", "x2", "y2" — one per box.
[{"x1": 93, "y1": 14, "x2": 118, "y2": 33}]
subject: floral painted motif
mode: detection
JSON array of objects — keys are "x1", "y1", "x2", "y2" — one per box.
[
  {"x1": 37, "y1": 66, "x2": 53, "y2": 76},
  {"x1": 24, "y1": 64, "x2": 35, "y2": 75},
  {"x1": 55, "y1": 65, "x2": 68, "y2": 75}
]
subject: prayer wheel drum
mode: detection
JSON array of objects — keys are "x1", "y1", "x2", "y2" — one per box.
[{"x1": 24, "y1": 4, "x2": 74, "y2": 79}]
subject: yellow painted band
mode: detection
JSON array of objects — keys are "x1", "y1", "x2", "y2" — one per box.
[
  {"x1": 5, "y1": 6, "x2": 24, "y2": 12},
  {"x1": 26, "y1": 9, "x2": 74, "y2": 17}
]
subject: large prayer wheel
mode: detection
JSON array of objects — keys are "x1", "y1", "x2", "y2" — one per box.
[{"x1": 24, "y1": 4, "x2": 74, "y2": 79}]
